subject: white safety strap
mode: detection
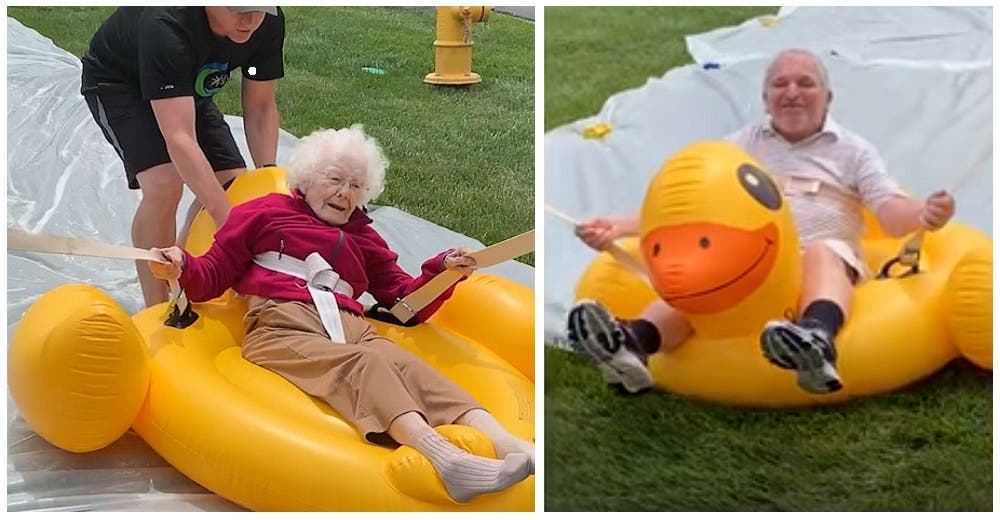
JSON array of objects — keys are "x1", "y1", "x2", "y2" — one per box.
[{"x1": 253, "y1": 251, "x2": 353, "y2": 343}]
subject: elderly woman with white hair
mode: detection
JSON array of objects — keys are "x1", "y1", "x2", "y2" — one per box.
[{"x1": 148, "y1": 125, "x2": 533, "y2": 503}]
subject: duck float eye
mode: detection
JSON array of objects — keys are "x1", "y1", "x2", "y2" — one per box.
[{"x1": 737, "y1": 163, "x2": 781, "y2": 210}]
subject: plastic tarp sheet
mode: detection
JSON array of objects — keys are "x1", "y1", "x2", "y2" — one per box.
[
  {"x1": 544, "y1": 6, "x2": 992, "y2": 346},
  {"x1": 6, "y1": 17, "x2": 532, "y2": 511}
]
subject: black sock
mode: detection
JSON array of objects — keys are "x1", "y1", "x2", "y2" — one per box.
[
  {"x1": 625, "y1": 319, "x2": 661, "y2": 355},
  {"x1": 799, "y1": 300, "x2": 845, "y2": 338}
]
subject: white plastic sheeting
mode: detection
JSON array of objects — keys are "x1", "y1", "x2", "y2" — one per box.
[
  {"x1": 687, "y1": 6, "x2": 993, "y2": 68},
  {"x1": 6, "y1": 16, "x2": 532, "y2": 511},
  {"x1": 544, "y1": 6, "x2": 992, "y2": 345}
]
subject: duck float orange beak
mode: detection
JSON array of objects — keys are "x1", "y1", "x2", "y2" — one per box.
[
  {"x1": 638, "y1": 142, "x2": 801, "y2": 338},
  {"x1": 576, "y1": 141, "x2": 992, "y2": 406},
  {"x1": 644, "y1": 221, "x2": 779, "y2": 314}
]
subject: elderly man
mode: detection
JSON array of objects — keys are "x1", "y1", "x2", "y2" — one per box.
[
  {"x1": 568, "y1": 48, "x2": 956, "y2": 395},
  {"x1": 81, "y1": 6, "x2": 284, "y2": 306}
]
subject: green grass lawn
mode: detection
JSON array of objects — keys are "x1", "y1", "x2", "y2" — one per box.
[
  {"x1": 544, "y1": 6, "x2": 992, "y2": 512},
  {"x1": 7, "y1": 6, "x2": 534, "y2": 262},
  {"x1": 545, "y1": 6, "x2": 778, "y2": 131}
]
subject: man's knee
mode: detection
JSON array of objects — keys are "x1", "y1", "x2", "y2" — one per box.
[
  {"x1": 802, "y1": 241, "x2": 855, "y2": 282},
  {"x1": 802, "y1": 241, "x2": 841, "y2": 267},
  {"x1": 135, "y1": 163, "x2": 185, "y2": 211}
]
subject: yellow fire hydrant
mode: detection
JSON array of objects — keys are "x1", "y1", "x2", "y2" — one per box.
[{"x1": 424, "y1": 6, "x2": 493, "y2": 86}]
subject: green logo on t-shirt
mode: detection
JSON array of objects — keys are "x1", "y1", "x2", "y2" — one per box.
[{"x1": 195, "y1": 62, "x2": 230, "y2": 98}]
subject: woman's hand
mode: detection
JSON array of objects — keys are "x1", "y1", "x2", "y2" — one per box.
[
  {"x1": 443, "y1": 247, "x2": 477, "y2": 276},
  {"x1": 149, "y1": 246, "x2": 185, "y2": 281},
  {"x1": 921, "y1": 190, "x2": 956, "y2": 230}
]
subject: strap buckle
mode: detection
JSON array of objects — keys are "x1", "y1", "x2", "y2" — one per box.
[
  {"x1": 876, "y1": 231, "x2": 924, "y2": 280},
  {"x1": 164, "y1": 280, "x2": 199, "y2": 329}
]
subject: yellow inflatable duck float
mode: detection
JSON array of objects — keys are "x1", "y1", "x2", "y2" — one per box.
[
  {"x1": 576, "y1": 141, "x2": 992, "y2": 407},
  {"x1": 8, "y1": 167, "x2": 534, "y2": 511}
]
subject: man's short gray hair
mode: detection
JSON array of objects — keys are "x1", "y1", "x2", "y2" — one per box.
[
  {"x1": 285, "y1": 125, "x2": 388, "y2": 206},
  {"x1": 762, "y1": 48, "x2": 831, "y2": 94}
]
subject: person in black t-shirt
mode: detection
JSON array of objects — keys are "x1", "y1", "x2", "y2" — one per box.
[{"x1": 81, "y1": 6, "x2": 285, "y2": 307}]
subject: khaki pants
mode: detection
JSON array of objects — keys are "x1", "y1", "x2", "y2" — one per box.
[{"x1": 242, "y1": 297, "x2": 483, "y2": 446}]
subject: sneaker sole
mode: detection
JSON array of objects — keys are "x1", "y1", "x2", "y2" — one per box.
[
  {"x1": 568, "y1": 300, "x2": 653, "y2": 393},
  {"x1": 762, "y1": 323, "x2": 842, "y2": 394}
]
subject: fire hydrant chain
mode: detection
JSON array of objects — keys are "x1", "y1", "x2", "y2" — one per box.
[
  {"x1": 424, "y1": 6, "x2": 493, "y2": 86},
  {"x1": 461, "y1": 10, "x2": 473, "y2": 45}
]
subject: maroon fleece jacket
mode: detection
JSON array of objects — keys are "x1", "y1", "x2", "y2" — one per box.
[{"x1": 178, "y1": 192, "x2": 459, "y2": 323}]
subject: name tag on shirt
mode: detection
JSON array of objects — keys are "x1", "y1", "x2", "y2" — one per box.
[{"x1": 784, "y1": 176, "x2": 822, "y2": 196}]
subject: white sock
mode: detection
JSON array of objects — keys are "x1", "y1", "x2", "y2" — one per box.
[
  {"x1": 414, "y1": 431, "x2": 531, "y2": 503},
  {"x1": 456, "y1": 409, "x2": 535, "y2": 473}
]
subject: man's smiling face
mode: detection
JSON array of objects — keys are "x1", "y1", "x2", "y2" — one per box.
[{"x1": 765, "y1": 51, "x2": 831, "y2": 143}]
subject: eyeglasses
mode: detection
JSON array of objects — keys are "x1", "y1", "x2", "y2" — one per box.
[{"x1": 321, "y1": 175, "x2": 367, "y2": 194}]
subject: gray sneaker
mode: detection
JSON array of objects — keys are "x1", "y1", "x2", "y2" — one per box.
[
  {"x1": 760, "y1": 320, "x2": 843, "y2": 394},
  {"x1": 567, "y1": 300, "x2": 653, "y2": 393}
]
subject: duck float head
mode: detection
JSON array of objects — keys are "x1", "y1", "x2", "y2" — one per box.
[
  {"x1": 576, "y1": 141, "x2": 992, "y2": 406},
  {"x1": 639, "y1": 141, "x2": 800, "y2": 337}
]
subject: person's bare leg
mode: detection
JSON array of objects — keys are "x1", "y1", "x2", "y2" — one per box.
[
  {"x1": 761, "y1": 241, "x2": 852, "y2": 393},
  {"x1": 133, "y1": 163, "x2": 185, "y2": 307},
  {"x1": 799, "y1": 241, "x2": 854, "y2": 316},
  {"x1": 387, "y1": 411, "x2": 531, "y2": 503},
  {"x1": 176, "y1": 167, "x2": 245, "y2": 246},
  {"x1": 454, "y1": 408, "x2": 534, "y2": 473},
  {"x1": 638, "y1": 299, "x2": 694, "y2": 353}
]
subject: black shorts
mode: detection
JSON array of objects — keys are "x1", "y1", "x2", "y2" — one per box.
[{"x1": 83, "y1": 90, "x2": 246, "y2": 190}]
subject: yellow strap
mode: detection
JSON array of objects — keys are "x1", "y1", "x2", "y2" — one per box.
[{"x1": 388, "y1": 229, "x2": 535, "y2": 323}]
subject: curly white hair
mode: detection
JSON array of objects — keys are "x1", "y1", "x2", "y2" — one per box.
[{"x1": 285, "y1": 125, "x2": 389, "y2": 205}]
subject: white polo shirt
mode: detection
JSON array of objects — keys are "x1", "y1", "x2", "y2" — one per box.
[{"x1": 726, "y1": 116, "x2": 904, "y2": 272}]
